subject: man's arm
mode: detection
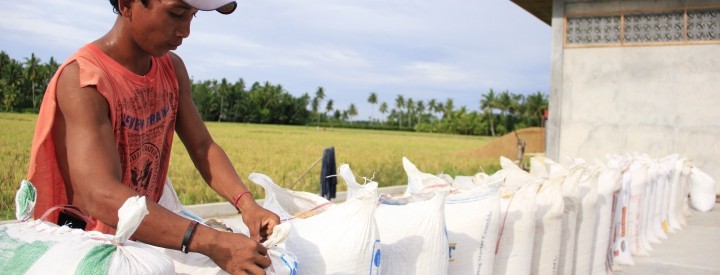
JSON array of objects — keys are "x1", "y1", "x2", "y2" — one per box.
[
  {"x1": 169, "y1": 52, "x2": 279, "y2": 242},
  {"x1": 54, "y1": 61, "x2": 270, "y2": 274}
]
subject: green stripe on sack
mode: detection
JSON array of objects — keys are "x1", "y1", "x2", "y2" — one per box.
[
  {"x1": 75, "y1": 244, "x2": 114, "y2": 275},
  {"x1": 7, "y1": 241, "x2": 53, "y2": 274},
  {"x1": 0, "y1": 227, "x2": 54, "y2": 274}
]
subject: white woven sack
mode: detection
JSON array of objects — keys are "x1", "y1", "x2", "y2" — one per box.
[
  {"x1": 611, "y1": 156, "x2": 635, "y2": 267},
  {"x1": 667, "y1": 158, "x2": 687, "y2": 231},
  {"x1": 573, "y1": 165, "x2": 600, "y2": 275},
  {"x1": 250, "y1": 173, "x2": 333, "y2": 221},
  {"x1": 250, "y1": 173, "x2": 382, "y2": 275},
  {"x1": 341, "y1": 163, "x2": 445, "y2": 274},
  {"x1": 642, "y1": 162, "x2": 662, "y2": 245},
  {"x1": 157, "y1": 177, "x2": 204, "y2": 222},
  {"x1": 153, "y1": 222, "x2": 298, "y2": 275},
  {"x1": 493, "y1": 181, "x2": 538, "y2": 275},
  {"x1": 531, "y1": 175, "x2": 564, "y2": 275},
  {"x1": 529, "y1": 156, "x2": 549, "y2": 178},
  {"x1": 445, "y1": 184, "x2": 501, "y2": 275},
  {"x1": 659, "y1": 156, "x2": 678, "y2": 235},
  {"x1": 558, "y1": 162, "x2": 584, "y2": 275},
  {"x1": 399, "y1": 159, "x2": 503, "y2": 275},
  {"x1": 1, "y1": 190, "x2": 174, "y2": 275},
  {"x1": 653, "y1": 156, "x2": 675, "y2": 238},
  {"x1": 403, "y1": 157, "x2": 452, "y2": 195},
  {"x1": 452, "y1": 175, "x2": 486, "y2": 190},
  {"x1": 679, "y1": 161, "x2": 694, "y2": 225},
  {"x1": 690, "y1": 167, "x2": 716, "y2": 212},
  {"x1": 339, "y1": 164, "x2": 378, "y2": 200},
  {"x1": 591, "y1": 160, "x2": 622, "y2": 275},
  {"x1": 627, "y1": 160, "x2": 650, "y2": 257},
  {"x1": 375, "y1": 191, "x2": 449, "y2": 275}
]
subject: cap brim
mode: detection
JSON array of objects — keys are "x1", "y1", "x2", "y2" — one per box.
[
  {"x1": 215, "y1": 2, "x2": 237, "y2": 15},
  {"x1": 183, "y1": 0, "x2": 237, "y2": 15}
]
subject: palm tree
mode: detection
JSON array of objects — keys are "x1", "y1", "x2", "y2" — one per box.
[
  {"x1": 368, "y1": 92, "x2": 378, "y2": 123},
  {"x1": 325, "y1": 99, "x2": 334, "y2": 120},
  {"x1": 428, "y1": 99, "x2": 437, "y2": 124},
  {"x1": 443, "y1": 98, "x2": 454, "y2": 121},
  {"x1": 379, "y1": 102, "x2": 388, "y2": 125},
  {"x1": 314, "y1": 87, "x2": 326, "y2": 124},
  {"x1": 315, "y1": 86, "x2": 326, "y2": 102},
  {"x1": 416, "y1": 100, "x2": 425, "y2": 124},
  {"x1": 406, "y1": 98, "x2": 415, "y2": 128},
  {"x1": 395, "y1": 95, "x2": 405, "y2": 128},
  {"x1": 524, "y1": 91, "x2": 548, "y2": 127},
  {"x1": 217, "y1": 78, "x2": 230, "y2": 122},
  {"x1": 23, "y1": 53, "x2": 41, "y2": 110},
  {"x1": 311, "y1": 97, "x2": 320, "y2": 125},
  {"x1": 480, "y1": 89, "x2": 498, "y2": 136},
  {"x1": 347, "y1": 103, "x2": 358, "y2": 124}
]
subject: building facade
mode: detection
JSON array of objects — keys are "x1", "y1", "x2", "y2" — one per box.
[{"x1": 513, "y1": 0, "x2": 720, "y2": 193}]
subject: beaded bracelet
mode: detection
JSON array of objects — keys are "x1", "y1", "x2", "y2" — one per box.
[
  {"x1": 181, "y1": 221, "x2": 199, "y2": 254},
  {"x1": 232, "y1": 191, "x2": 253, "y2": 212}
]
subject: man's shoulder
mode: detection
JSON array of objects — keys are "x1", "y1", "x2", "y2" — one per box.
[{"x1": 165, "y1": 51, "x2": 186, "y2": 70}]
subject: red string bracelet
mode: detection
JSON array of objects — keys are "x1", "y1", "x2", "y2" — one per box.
[{"x1": 232, "y1": 191, "x2": 253, "y2": 212}]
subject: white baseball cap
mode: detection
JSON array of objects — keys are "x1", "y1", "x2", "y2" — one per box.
[{"x1": 183, "y1": 0, "x2": 237, "y2": 14}]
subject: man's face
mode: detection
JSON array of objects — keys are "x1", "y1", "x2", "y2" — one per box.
[{"x1": 129, "y1": 0, "x2": 198, "y2": 56}]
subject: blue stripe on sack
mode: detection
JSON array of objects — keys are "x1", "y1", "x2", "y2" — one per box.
[
  {"x1": 279, "y1": 253, "x2": 298, "y2": 275},
  {"x1": 369, "y1": 239, "x2": 381, "y2": 275}
]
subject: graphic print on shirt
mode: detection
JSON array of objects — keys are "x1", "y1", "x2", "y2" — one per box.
[
  {"x1": 116, "y1": 85, "x2": 177, "y2": 199},
  {"x1": 129, "y1": 143, "x2": 159, "y2": 190}
]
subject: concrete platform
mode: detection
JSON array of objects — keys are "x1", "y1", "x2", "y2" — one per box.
[{"x1": 615, "y1": 205, "x2": 720, "y2": 275}]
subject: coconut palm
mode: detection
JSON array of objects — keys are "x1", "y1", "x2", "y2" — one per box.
[
  {"x1": 395, "y1": 95, "x2": 405, "y2": 128},
  {"x1": 406, "y1": 98, "x2": 414, "y2": 128},
  {"x1": 379, "y1": 102, "x2": 388, "y2": 125},
  {"x1": 480, "y1": 89, "x2": 498, "y2": 136},
  {"x1": 23, "y1": 53, "x2": 41, "y2": 110},
  {"x1": 325, "y1": 99, "x2": 334, "y2": 120},
  {"x1": 368, "y1": 92, "x2": 378, "y2": 123},
  {"x1": 347, "y1": 103, "x2": 358, "y2": 124},
  {"x1": 314, "y1": 87, "x2": 326, "y2": 124}
]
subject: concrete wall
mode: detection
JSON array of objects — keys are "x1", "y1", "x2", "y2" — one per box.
[{"x1": 548, "y1": 0, "x2": 720, "y2": 193}]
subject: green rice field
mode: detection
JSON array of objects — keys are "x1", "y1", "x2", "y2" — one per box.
[{"x1": 0, "y1": 112, "x2": 498, "y2": 220}]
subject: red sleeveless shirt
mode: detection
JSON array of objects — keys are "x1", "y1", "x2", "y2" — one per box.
[{"x1": 27, "y1": 43, "x2": 179, "y2": 234}]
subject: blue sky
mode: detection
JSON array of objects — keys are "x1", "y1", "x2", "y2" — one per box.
[{"x1": 0, "y1": 0, "x2": 551, "y2": 119}]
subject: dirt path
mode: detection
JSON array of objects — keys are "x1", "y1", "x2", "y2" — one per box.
[{"x1": 462, "y1": 127, "x2": 546, "y2": 160}]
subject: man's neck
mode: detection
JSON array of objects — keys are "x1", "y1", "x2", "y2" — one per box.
[{"x1": 93, "y1": 17, "x2": 153, "y2": 76}]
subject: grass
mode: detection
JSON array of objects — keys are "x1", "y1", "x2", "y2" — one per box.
[{"x1": 0, "y1": 112, "x2": 499, "y2": 220}]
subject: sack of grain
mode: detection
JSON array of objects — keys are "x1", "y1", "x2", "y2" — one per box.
[
  {"x1": 690, "y1": 167, "x2": 716, "y2": 212},
  {"x1": 531, "y1": 174, "x2": 565, "y2": 275},
  {"x1": 250, "y1": 173, "x2": 381, "y2": 275},
  {"x1": 591, "y1": 159, "x2": 623, "y2": 275},
  {"x1": 1, "y1": 181, "x2": 175, "y2": 275},
  {"x1": 375, "y1": 191, "x2": 449, "y2": 274},
  {"x1": 402, "y1": 157, "x2": 504, "y2": 275}
]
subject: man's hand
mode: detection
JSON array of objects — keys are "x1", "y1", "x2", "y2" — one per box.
[
  {"x1": 205, "y1": 230, "x2": 272, "y2": 275},
  {"x1": 240, "y1": 203, "x2": 281, "y2": 243}
]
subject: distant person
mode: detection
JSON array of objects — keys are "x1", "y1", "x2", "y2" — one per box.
[
  {"x1": 514, "y1": 130, "x2": 526, "y2": 167},
  {"x1": 26, "y1": 0, "x2": 279, "y2": 274}
]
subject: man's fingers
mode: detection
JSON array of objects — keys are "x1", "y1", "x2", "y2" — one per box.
[
  {"x1": 256, "y1": 253, "x2": 271, "y2": 269},
  {"x1": 246, "y1": 219, "x2": 262, "y2": 242},
  {"x1": 265, "y1": 219, "x2": 278, "y2": 236},
  {"x1": 257, "y1": 243, "x2": 268, "y2": 256}
]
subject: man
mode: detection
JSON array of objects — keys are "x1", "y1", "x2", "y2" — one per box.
[{"x1": 26, "y1": 0, "x2": 280, "y2": 274}]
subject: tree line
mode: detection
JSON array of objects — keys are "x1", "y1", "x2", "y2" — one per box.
[{"x1": 1, "y1": 51, "x2": 548, "y2": 136}]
